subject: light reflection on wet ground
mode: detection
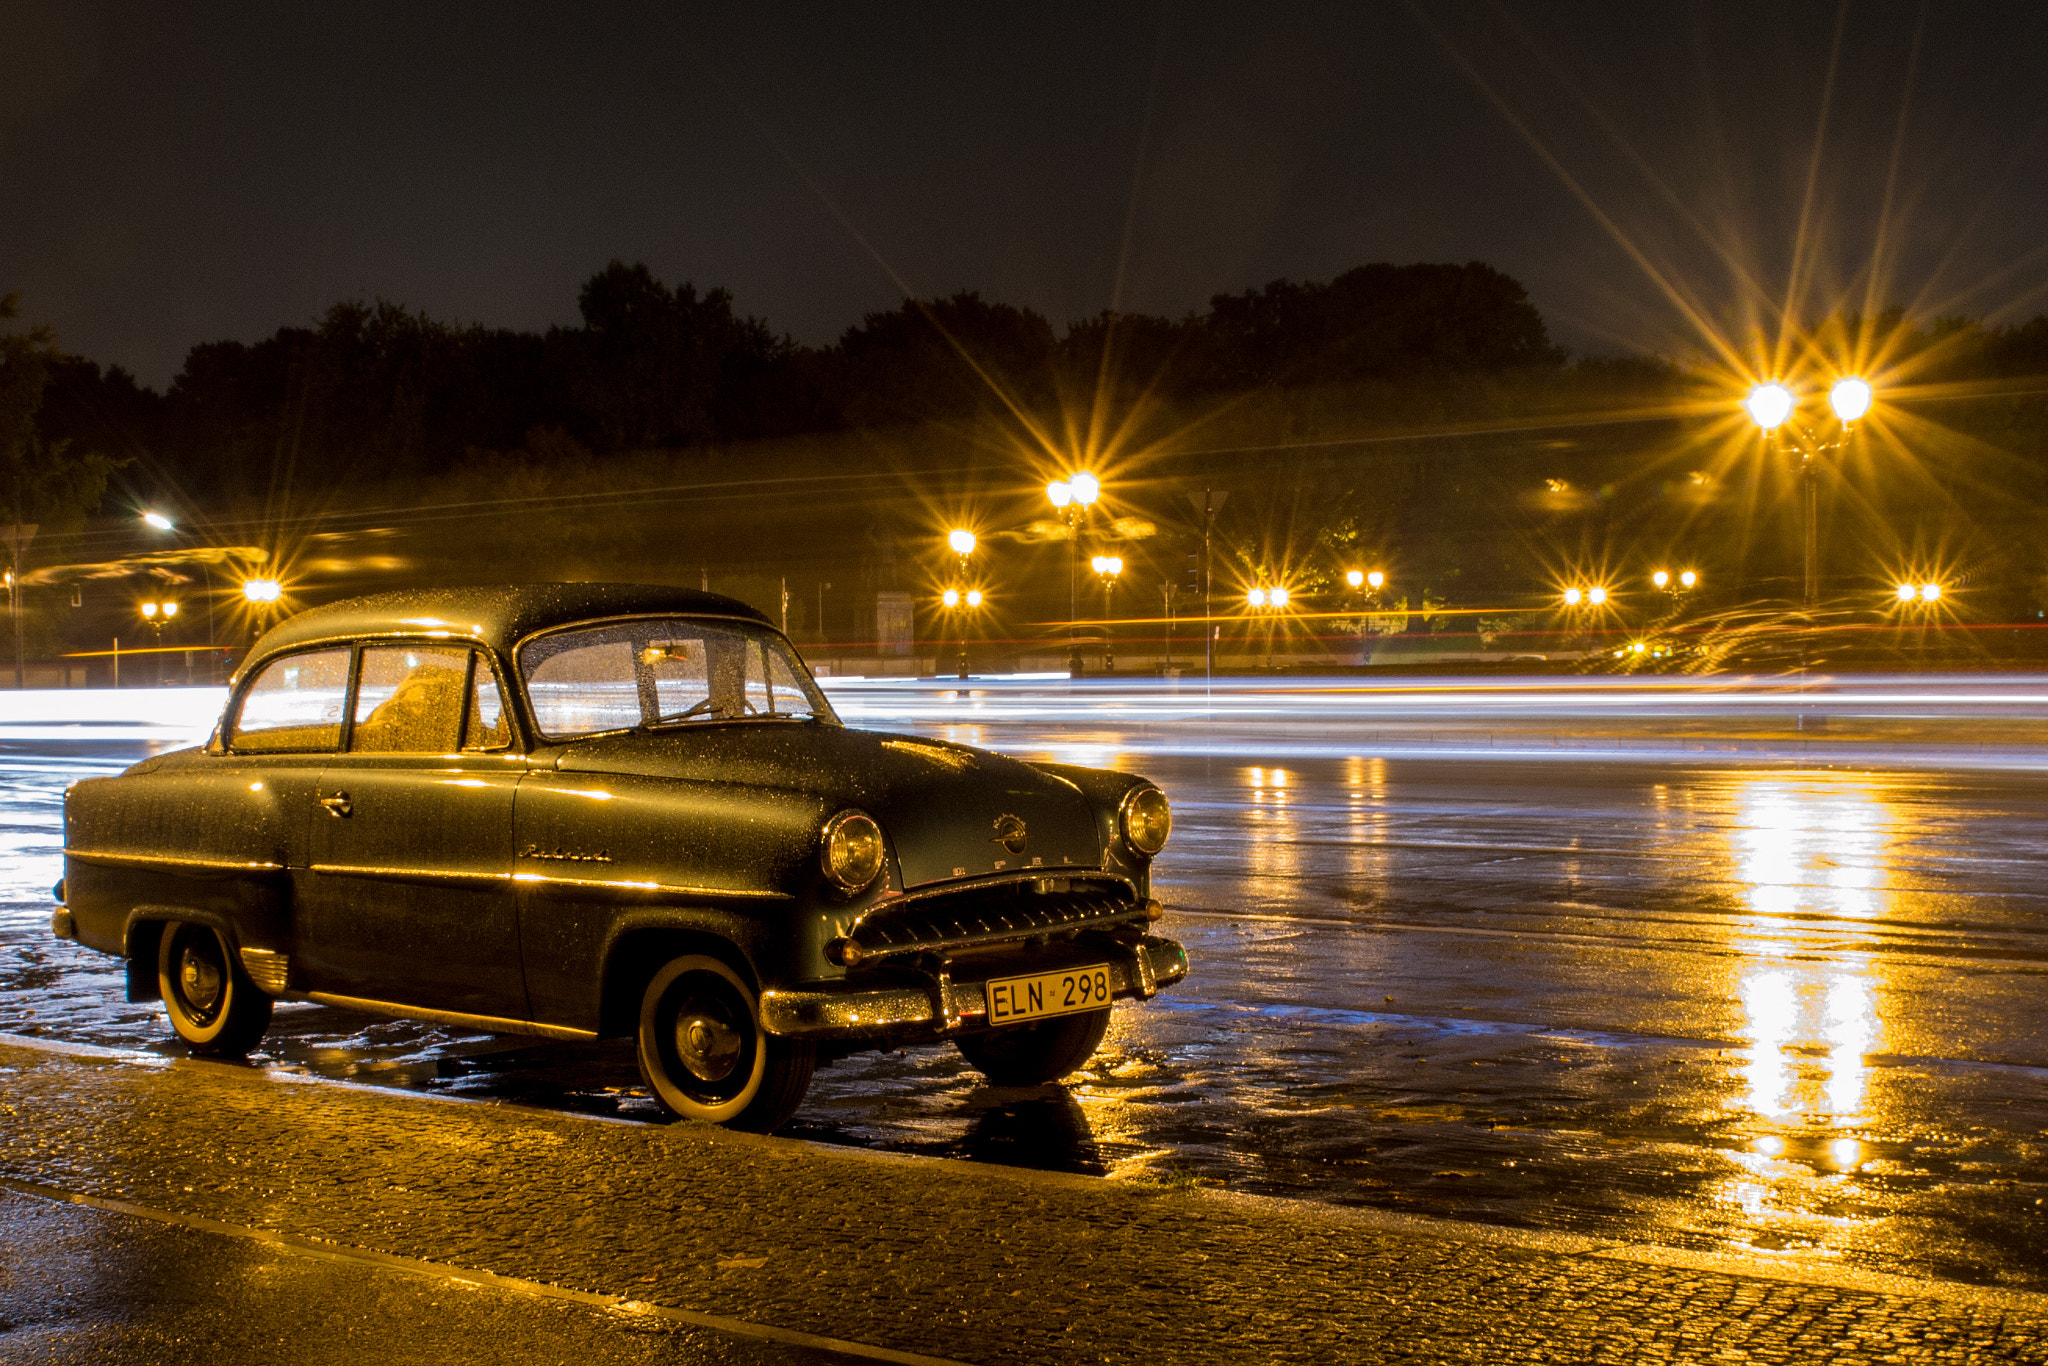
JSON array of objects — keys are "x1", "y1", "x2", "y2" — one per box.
[{"x1": 4, "y1": 718, "x2": 2046, "y2": 1292}]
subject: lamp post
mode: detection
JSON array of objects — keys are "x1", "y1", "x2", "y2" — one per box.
[
  {"x1": 1090, "y1": 555, "x2": 1122, "y2": 673},
  {"x1": 1344, "y1": 569, "x2": 1385, "y2": 664},
  {"x1": 242, "y1": 577, "x2": 284, "y2": 643},
  {"x1": 939, "y1": 586, "x2": 985, "y2": 680},
  {"x1": 1248, "y1": 584, "x2": 1289, "y2": 669},
  {"x1": 140, "y1": 599, "x2": 178, "y2": 685},
  {"x1": 140, "y1": 511, "x2": 222, "y2": 679},
  {"x1": 1745, "y1": 378, "x2": 1872, "y2": 611},
  {"x1": 1047, "y1": 473, "x2": 1099, "y2": 675}
]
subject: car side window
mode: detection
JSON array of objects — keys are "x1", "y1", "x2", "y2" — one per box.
[
  {"x1": 230, "y1": 648, "x2": 351, "y2": 752},
  {"x1": 463, "y1": 652, "x2": 512, "y2": 752},
  {"x1": 351, "y1": 645, "x2": 469, "y2": 754}
]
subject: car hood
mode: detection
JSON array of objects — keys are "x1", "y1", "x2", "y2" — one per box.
[{"x1": 550, "y1": 725, "x2": 1105, "y2": 887}]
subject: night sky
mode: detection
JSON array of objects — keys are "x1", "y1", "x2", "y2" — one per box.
[{"x1": 6, "y1": 1, "x2": 2046, "y2": 387}]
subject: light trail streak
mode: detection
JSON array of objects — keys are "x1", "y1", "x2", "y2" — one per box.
[{"x1": 11, "y1": 674, "x2": 2048, "y2": 760}]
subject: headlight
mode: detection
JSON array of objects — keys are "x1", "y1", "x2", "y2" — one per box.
[
  {"x1": 1119, "y1": 786, "x2": 1172, "y2": 857},
  {"x1": 821, "y1": 810, "x2": 884, "y2": 891}
]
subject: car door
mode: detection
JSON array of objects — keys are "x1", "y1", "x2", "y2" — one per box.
[
  {"x1": 121, "y1": 646, "x2": 352, "y2": 955},
  {"x1": 296, "y1": 643, "x2": 530, "y2": 1021}
]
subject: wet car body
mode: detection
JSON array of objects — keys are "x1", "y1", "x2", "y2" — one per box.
[{"x1": 53, "y1": 584, "x2": 1187, "y2": 1128}]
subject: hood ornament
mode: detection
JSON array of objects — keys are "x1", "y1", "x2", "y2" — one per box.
[{"x1": 991, "y1": 813, "x2": 1028, "y2": 855}]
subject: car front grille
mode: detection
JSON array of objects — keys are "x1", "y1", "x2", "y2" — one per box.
[{"x1": 847, "y1": 876, "x2": 1141, "y2": 962}]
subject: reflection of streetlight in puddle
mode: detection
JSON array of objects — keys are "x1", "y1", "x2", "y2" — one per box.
[
  {"x1": 1727, "y1": 777, "x2": 1892, "y2": 1127},
  {"x1": 1242, "y1": 766, "x2": 1302, "y2": 897},
  {"x1": 1715, "y1": 775, "x2": 1896, "y2": 1247}
]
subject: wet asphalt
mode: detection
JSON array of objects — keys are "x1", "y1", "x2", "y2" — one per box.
[{"x1": 3, "y1": 677, "x2": 2045, "y2": 1302}]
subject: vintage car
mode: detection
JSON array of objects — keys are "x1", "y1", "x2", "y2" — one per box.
[{"x1": 53, "y1": 584, "x2": 1187, "y2": 1130}]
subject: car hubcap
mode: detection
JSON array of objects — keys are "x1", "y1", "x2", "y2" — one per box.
[
  {"x1": 180, "y1": 946, "x2": 223, "y2": 1013},
  {"x1": 674, "y1": 999, "x2": 744, "y2": 1083}
]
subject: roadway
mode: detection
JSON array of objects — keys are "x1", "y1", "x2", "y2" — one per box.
[{"x1": 2, "y1": 675, "x2": 2044, "y2": 1334}]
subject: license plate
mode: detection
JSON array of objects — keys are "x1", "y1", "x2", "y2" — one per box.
[{"x1": 985, "y1": 964, "x2": 1113, "y2": 1025}]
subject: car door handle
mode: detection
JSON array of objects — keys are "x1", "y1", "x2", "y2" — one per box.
[{"x1": 319, "y1": 792, "x2": 353, "y2": 818}]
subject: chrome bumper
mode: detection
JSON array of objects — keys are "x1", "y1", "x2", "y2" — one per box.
[{"x1": 759, "y1": 934, "x2": 1188, "y2": 1040}]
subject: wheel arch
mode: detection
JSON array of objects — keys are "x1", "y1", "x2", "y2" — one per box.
[
  {"x1": 597, "y1": 916, "x2": 764, "y2": 1040},
  {"x1": 121, "y1": 905, "x2": 240, "y2": 1003}
]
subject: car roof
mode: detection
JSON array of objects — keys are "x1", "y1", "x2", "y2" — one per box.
[{"x1": 243, "y1": 583, "x2": 774, "y2": 669}]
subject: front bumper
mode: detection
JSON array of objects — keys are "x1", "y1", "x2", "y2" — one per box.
[{"x1": 759, "y1": 933, "x2": 1187, "y2": 1041}]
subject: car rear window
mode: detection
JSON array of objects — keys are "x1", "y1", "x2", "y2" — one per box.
[{"x1": 230, "y1": 648, "x2": 351, "y2": 752}]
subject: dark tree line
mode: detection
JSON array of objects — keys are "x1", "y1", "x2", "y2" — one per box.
[
  {"x1": 31, "y1": 260, "x2": 2048, "y2": 518},
  {"x1": 34, "y1": 260, "x2": 1566, "y2": 508}
]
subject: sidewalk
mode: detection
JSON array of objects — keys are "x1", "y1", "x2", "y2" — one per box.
[{"x1": 2, "y1": 1036, "x2": 2043, "y2": 1363}]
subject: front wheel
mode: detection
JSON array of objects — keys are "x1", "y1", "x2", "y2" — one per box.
[
  {"x1": 156, "y1": 921, "x2": 273, "y2": 1057},
  {"x1": 636, "y1": 955, "x2": 814, "y2": 1132},
  {"x1": 954, "y1": 1007, "x2": 1110, "y2": 1085}
]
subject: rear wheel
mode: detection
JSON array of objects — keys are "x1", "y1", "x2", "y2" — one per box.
[
  {"x1": 955, "y1": 1007, "x2": 1110, "y2": 1085},
  {"x1": 636, "y1": 955, "x2": 814, "y2": 1132},
  {"x1": 156, "y1": 921, "x2": 273, "y2": 1057}
]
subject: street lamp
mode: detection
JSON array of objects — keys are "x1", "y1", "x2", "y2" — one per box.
[
  {"x1": 938, "y1": 584, "x2": 985, "y2": 679},
  {"x1": 1090, "y1": 555, "x2": 1122, "y2": 672},
  {"x1": 1048, "y1": 472, "x2": 1101, "y2": 674},
  {"x1": 947, "y1": 528, "x2": 976, "y2": 557},
  {"x1": 141, "y1": 510, "x2": 224, "y2": 678},
  {"x1": 1247, "y1": 583, "x2": 1289, "y2": 668},
  {"x1": 242, "y1": 579, "x2": 282, "y2": 603},
  {"x1": 1744, "y1": 376, "x2": 1876, "y2": 609}
]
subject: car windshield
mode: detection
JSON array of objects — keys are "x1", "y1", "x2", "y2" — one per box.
[{"x1": 517, "y1": 616, "x2": 836, "y2": 739}]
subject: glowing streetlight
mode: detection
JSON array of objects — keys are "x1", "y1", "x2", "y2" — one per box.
[
  {"x1": 1563, "y1": 587, "x2": 1583, "y2": 606},
  {"x1": 1366, "y1": 571, "x2": 1384, "y2": 590},
  {"x1": 1090, "y1": 555, "x2": 1123, "y2": 577},
  {"x1": 1829, "y1": 378, "x2": 1873, "y2": 423},
  {"x1": 1588, "y1": 586, "x2": 1607, "y2": 606},
  {"x1": 242, "y1": 578, "x2": 282, "y2": 604},
  {"x1": 1049, "y1": 473, "x2": 1103, "y2": 674},
  {"x1": 1745, "y1": 383, "x2": 1795, "y2": 430},
  {"x1": 1680, "y1": 570, "x2": 1697, "y2": 588},
  {"x1": 141, "y1": 511, "x2": 175, "y2": 531},
  {"x1": 1269, "y1": 586, "x2": 1289, "y2": 607},
  {"x1": 947, "y1": 528, "x2": 976, "y2": 556},
  {"x1": 1345, "y1": 570, "x2": 1364, "y2": 588},
  {"x1": 965, "y1": 589, "x2": 983, "y2": 608},
  {"x1": 1652, "y1": 570, "x2": 1669, "y2": 588},
  {"x1": 1248, "y1": 588, "x2": 1268, "y2": 608},
  {"x1": 1745, "y1": 377, "x2": 1878, "y2": 610},
  {"x1": 941, "y1": 588, "x2": 961, "y2": 608},
  {"x1": 1919, "y1": 583, "x2": 1941, "y2": 602},
  {"x1": 1894, "y1": 582, "x2": 1917, "y2": 603},
  {"x1": 140, "y1": 602, "x2": 159, "y2": 619}
]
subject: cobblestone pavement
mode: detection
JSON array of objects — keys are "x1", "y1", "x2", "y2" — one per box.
[{"x1": 2, "y1": 1038, "x2": 2044, "y2": 1364}]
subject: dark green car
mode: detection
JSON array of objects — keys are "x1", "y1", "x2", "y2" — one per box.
[{"x1": 53, "y1": 584, "x2": 1187, "y2": 1130}]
